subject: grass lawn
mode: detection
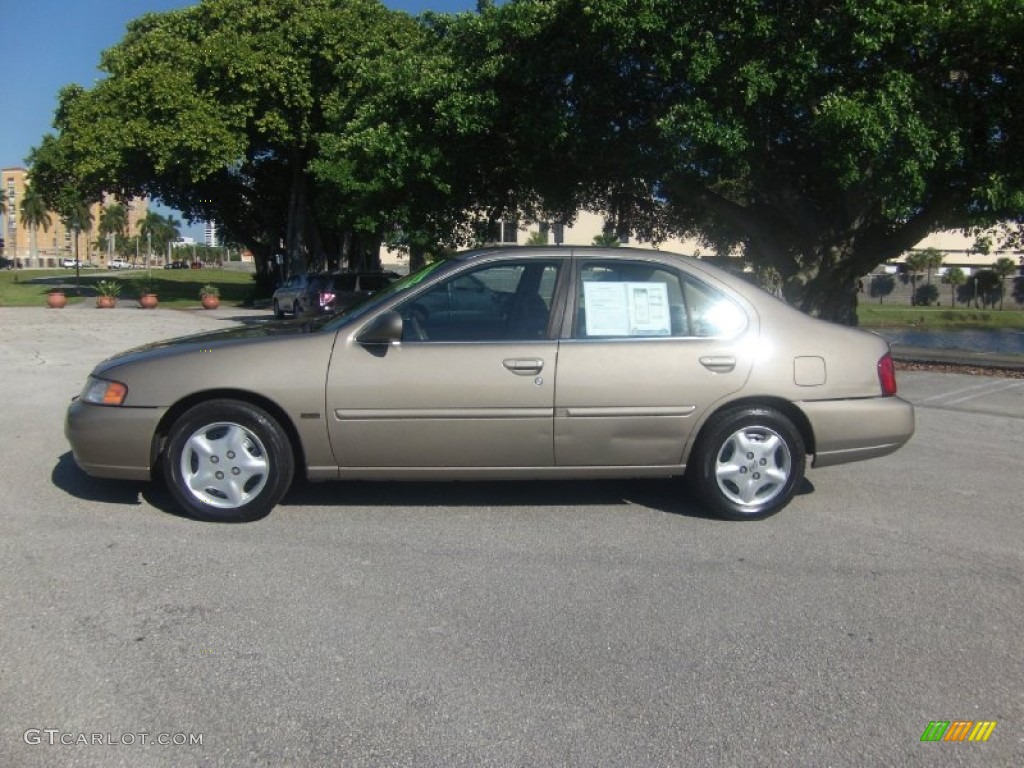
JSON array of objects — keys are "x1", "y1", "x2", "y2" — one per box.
[
  {"x1": 857, "y1": 304, "x2": 1024, "y2": 329},
  {"x1": 0, "y1": 267, "x2": 257, "y2": 309},
  {"x1": 4, "y1": 266, "x2": 1021, "y2": 328}
]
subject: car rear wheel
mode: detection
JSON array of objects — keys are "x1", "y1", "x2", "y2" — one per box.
[
  {"x1": 689, "y1": 406, "x2": 805, "y2": 521},
  {"x1": 162, "y1": 400, "x2": 294, "y2": 522}
]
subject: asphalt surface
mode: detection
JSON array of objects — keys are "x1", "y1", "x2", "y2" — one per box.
[{"x1": 1, "y1": 306, "x2": 1022, "y2": 767}]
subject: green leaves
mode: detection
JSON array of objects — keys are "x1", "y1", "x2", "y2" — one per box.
[{"x1": 25, "y1": 0, "x2": 1024, "y2": 319}]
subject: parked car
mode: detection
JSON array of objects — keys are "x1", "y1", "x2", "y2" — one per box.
[
  {"x1": 65, "y1": 247, "x2": 914, "y2": 523},
  {"x1": 306, "y1": 270, "x2": 400, "y2": 315},
  {"x1": 61, "y1": 258, "x2": 82, "y2": 269},
  {"x1": 273, "y1": 270, "x2": 399, "y2": 318},
  {"x1": 165, "y1": 260, "x2": 188, "y2": 270},
  {"x1": 271, "y1": 272, "x2": 319, "y2": 318},
  {"x1": 108, "y1": 259, "x2": 132, "y2": 270}
]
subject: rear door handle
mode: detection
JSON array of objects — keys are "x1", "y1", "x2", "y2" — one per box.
[
  {"x1": 699, "y1": 356, "x2": 736, "y2": 373},
  {"x1": 503, "y1": 358, "x2": 544, "y2": 376}
]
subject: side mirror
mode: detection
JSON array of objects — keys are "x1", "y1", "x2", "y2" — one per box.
[{"x1": 357, "y1": 310, "x2": 403, "y2": 345}]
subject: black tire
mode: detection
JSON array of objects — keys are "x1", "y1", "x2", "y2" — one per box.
[
  {"x1": 292, "y1": 300, "x2": 301, "y2": 317},
  {"x1": 689, "y1": 406, "x2": 805, "y2": 521},
  {"x1": 162, "y1": 399, "x2": 294, "y2": 522},
  {"x1": 273, "y1": 299, "x2": 284, "y2": 319}
]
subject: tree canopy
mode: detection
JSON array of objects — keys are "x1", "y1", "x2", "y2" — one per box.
[
  {"x1": 30, "y1": 0, "x2": 423, "y2": 286},
  {"x1": 439, "y1": 0, "x2": 1024, "y2": 322},
  {"x1": 28, "y1": 0, "x2": 1024, "y2": 320}
]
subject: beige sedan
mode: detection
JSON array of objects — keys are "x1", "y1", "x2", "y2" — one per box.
[{"x1": 65, "y1": 247, "x2": 914, "y2": 522}]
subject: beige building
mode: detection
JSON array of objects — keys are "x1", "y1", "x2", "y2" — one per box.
[
  {"x1": 904, "y1": 229, "x2": 1022, "y2": 274},
  {"x1": 2, "y1": 166, "x2": 148, "y2": 268},
  {"x1": 381, "y1": 210, "x2": 711, "y2": 265},
  {"x1": 383, "y1": 208, "x2": 1020, "y2": 274}
]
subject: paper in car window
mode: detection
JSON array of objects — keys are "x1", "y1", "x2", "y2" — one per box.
[{"x1": 584, "y1": 282, "x2": 671, "y2": 336}]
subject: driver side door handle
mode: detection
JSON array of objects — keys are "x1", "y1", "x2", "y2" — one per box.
[
  {"x1": 699, "y1": 355, "x2": 736, "y2": 373},
  {"x1": 503, "y1": 358, "x2": 544, "y2": 376}
]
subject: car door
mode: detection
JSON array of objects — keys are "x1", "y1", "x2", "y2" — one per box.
[
  {"x1": 554, "y1": 257, "x2": 756, "y2": 467},
  {"x1": 325, "y1": 256, "x2": 566, "y2": 469}
]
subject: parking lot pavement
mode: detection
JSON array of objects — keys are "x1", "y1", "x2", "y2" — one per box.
[
  {"x1": 0, "y1": 306, "x2": 266, "y2": 390},
  {"x1": 897, "y1": 370, "x2": 1024, "y2": 418},
  {"x1": 1, "y1": 307, "x2": 1022, "y2": 768}
]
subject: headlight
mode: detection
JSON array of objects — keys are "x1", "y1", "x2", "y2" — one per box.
[{"x1": 80, "y1": 375, "x2": 128, "y2": 406}]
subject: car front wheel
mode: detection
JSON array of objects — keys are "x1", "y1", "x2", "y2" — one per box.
[
  {"x1": 689, "y1": 406, "x2": 805, "y2": 521},
  {"x1": 162, "y1": 400, "x2": 294, "y2": 522},
  {"x1": 273, "y1": 299, "x2": 284, "y2": 319}
]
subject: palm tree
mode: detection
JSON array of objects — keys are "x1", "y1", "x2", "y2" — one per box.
[
  {"x1": 137, "y1": 211, "x2": 161, "y2": 264},
  {"x1": 992, "y1": 257, "x2": 1017, "y2": 310},
  {"x1": 163, "y1": 214, "x2": 181, "y2": 265},
  {"x1": 903, "y1": 251, "x2": 927, "y2": 304},
  {"x1": 904, "y1": 248, "x2": 944, "y2": 306},
  {"x1": 138, "y1": 211, "x2": 180, "y2": 265},
  {"x1": 62, "y1": 202, "x2": 93, "y2": 288},
  {"x1": 920, "y1": 248, "x2": 945, "y2": 289},
  {"x1": 943, "y1": 267, "x2": 965, "y2": 308},
  {"x1": 19, "y1": 187, "x2": 52, "y2": 267},
  {"x1": 99, "y1": 202, "x2": 128, "y2": 265}
]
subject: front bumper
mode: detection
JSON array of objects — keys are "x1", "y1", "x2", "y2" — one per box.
[
  {"x1": 65, "y1": 398, "x2": 167, "y2": 481},
  {"x1": 801, "y1": 396, "x2": 915, "y2": 468}
]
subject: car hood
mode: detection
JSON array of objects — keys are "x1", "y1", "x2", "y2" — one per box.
[{"x1": 94, "y1": 318, "x2": 326, "y2": 374}]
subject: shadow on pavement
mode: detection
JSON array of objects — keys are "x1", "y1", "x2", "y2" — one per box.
[
  {"x1": 52, "y1": 452, "x2": 147, "y2": 506},
  {"x1": 55, "y1": 452, "x2": 812, "y2": 522},
  {"x1": 278, "y1": 477, "x2": 721, "y2": 521}
]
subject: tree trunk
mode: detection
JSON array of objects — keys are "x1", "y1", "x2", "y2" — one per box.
[
  {"x1": 409, "y1": 244, "x2": 426, "y2": 272},
  {"x1": 285, "y1": 158, "x2": 310, "y2": 275},
  {"x1": 778, "y1": 247, "x2": 863, "y2": 326},
  {"x1": 797, "y1": 274, "x2": 860, "y2": 326}
]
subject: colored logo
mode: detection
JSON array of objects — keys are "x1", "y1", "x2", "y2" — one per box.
[{"x1": 921, "y1": 721, "x2": 996, "y2": 742}]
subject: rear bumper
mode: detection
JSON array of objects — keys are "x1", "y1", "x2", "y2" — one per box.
[
  {"x1": 65, "y1": 398, "x2": 165, "y2": 481},
  {"x1": 800, "y1": 396, "x2": 915, "y2": 468}
]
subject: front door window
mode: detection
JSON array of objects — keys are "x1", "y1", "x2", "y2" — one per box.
[{"x1": 398, "y1": 261, "x2": 560, "y2": 342}]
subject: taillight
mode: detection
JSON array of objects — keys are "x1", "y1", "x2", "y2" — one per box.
[
  {"x1": 877, "y1": 352, "x2": 898, "y2": 396},
  {"x1": 319, "y1": 290, "x2": 335, "y2": 307}
]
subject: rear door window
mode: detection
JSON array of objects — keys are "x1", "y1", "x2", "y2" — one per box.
[{"x1": 575, "y1": 261, "x2": 745, "y2": 339}]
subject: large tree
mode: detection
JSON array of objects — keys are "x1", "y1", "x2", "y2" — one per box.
[
  {"x1": 454, "y1": 0, "x2": 1024, "y2": 323},
  {"x1": 29, "y1": 0, "x2": 422, "y2": 287}
]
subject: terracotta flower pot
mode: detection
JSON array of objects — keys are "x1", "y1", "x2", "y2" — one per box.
[
  {"x1": 139, "y1": 293, "x2": 159, "y2": 309},
  {"x1": 201, "y1": 295, "x2": 220, "y2": 310},
  {"x1": 47, "y1": 292, "x2": 68, "y2": 309},
  {"x1": 96, "y1": 296, "x2": 117, "y2": 309}
]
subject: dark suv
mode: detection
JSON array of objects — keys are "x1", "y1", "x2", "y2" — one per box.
[
  {"x1": 273, "y1": 271, "x2": 400, "y2": 318},
  {"x1": 308, "y1": 271, "x2": 400, "y2": 315}
]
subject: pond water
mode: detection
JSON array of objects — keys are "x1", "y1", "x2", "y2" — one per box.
[{"x1": 876, "y1": 328, "x2": 1024, "y2": 356}]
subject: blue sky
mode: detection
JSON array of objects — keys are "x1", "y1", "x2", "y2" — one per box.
[{"x1": 1, "y1": 0, "x2": 475, "y2": 236}]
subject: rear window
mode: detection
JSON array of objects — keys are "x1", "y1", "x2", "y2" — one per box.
[
  {"x1": 330, "y1": 274, "x2": 358, "y2": 291},
  {"x1": 359, "y1": 274, "x2": 391, "y2": 291}
]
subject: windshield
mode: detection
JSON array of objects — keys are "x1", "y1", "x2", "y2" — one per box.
[{"x1": 319, "y1": 260, "x2": 449, "y2": 331}]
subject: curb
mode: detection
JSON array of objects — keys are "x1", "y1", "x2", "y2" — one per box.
[{"x1": 890, "y1": 344, "x2": 1024, "y2": 372}]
